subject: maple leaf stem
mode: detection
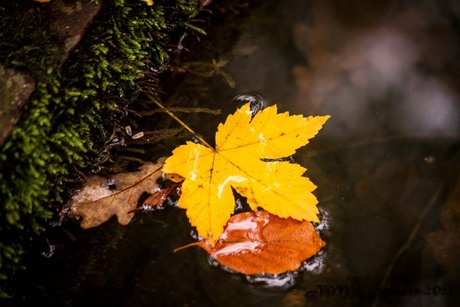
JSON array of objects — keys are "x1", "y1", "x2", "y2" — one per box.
[
  {"x1": 146, "y1": 94, "x2": 214, "y2": 150},
  {"x1": 173, "y1": 241, "x2": 203, "y2": 253}
]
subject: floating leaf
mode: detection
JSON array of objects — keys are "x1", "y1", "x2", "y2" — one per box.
[
  {"x1": 69, "y1": 159, "x2": 165, "y2": 228},
  {"x1": 196, "y1": 211, "x2": 326, "y2": 275},
  {"x1": 138, "y1": 182, "x2": 180, "y2": 210},
  {"x1": 162, "y1": 102, "x2": 330, "y2": 244}
]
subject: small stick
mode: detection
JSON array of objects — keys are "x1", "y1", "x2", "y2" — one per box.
[
  {"x1": 372, "y1": 185, "x2": 443, "y2": 307},
  {"x1": 145, "y1": 93, "x2": 214, "y2": 150}
]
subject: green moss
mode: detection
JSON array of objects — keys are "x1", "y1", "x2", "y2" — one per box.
[{"x1": 0, "y1": 0, "x2": 201, "y2": 297}]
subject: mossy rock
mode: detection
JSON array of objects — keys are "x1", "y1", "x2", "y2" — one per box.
[{"x1": 0, "y1": 0, "x2": 202, "y2": 298}]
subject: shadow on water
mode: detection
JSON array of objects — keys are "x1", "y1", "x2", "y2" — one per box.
[{"x1": 11, "y1": 0, "x2": 460, "y2": 306}]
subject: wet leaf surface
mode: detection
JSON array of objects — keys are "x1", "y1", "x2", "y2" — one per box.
[
  {"x1": 162, "y1": 102, "x2": 329, "y2": 244},
  {"x1": 138, "y1": 182, "x2": 180, "y2": 210},
  {"x1": 197, "y1": 211, "x2": 326, "y2": 275},
  {"x1": 69, "y1": 158, "x2": 165, "y2": 228}
]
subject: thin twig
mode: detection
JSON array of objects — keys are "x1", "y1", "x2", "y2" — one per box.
[
  {"x1": 308, "y1": 133, "x2": 460, "y2": 157},
  {"x1": 139, "y1": 107, "x2": 221, "y2": 116},
  {"x1": 372, "y1": 185, "x2": 443, "y2": 307},
  {"x1": 145, "y1": 93, "x2": 214, "y2": 150}
]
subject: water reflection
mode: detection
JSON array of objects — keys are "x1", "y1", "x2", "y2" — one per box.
[
  {"x1": 202, "y1": 0, "x2": 459, "y2": 306},
  {"x1": 13, "y1": 1, "x2": 460, "y2": 306},
  {"x1": 288, "y1": 0, "x2": 460, "y2": 139},
  {"x1": 398, "y1": 78, "x2": 458, "y2": 134},
  {"x1": 232, "y1": 92, "x2": 268, "y2": 115}
]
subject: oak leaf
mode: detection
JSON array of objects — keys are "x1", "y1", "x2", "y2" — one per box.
[
  {"x1": 162, "y1": 103, "x2": 329, "y2": 244},
  {"x1": 69, "y1": 159, "x2": 165, "y2": 228},
  {"x1": 197, "y1": 211, "x2": 326, "y2": 275}
]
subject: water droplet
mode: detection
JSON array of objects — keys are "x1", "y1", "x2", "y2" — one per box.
[
  {"x1": 234, "y1": 198, "x2": 244, "y2": 211},
  {"x1": 315, "y1": 209, "x2": 330, "y2": 233},
  {"x1": 207, "y1": 256, "x2": 220, "y2": 268},
  {"x1": 245, "y1": 271, "x2": 298, "y2": 289},
  {"x1": 300, "y1": 251, "x2": 326, "y2": 274},
  {"x1": 125, "y1": 126, "x2": 132, "y2": 136},
  {"x1": 424, "y1": 155, "x2": 435, "y2": 164},
  {"x1": 107, "y1": 178, "x2": 116, "y2": 190},
  {"x1": 41, "y1": 240, "x2": 56, "y2": 258},
  {"x1": 190, "y1": 229, "x2": 201, "y2": 241},
  {"x1": 132, "y1": 132, "x2": 144, "y2": 139}
]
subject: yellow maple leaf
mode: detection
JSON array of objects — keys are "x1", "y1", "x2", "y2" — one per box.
[{"x1": 162, "y1": 103, "x2": 330, "y2": 244}]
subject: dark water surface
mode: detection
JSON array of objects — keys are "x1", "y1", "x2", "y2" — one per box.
[{"x1": 12, "y1": 0, "x2": 460, "y2": 306}]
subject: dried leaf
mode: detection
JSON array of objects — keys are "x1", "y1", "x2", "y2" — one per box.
[
  {"x1": 140, "y1": 183, "x2": 180, "y2": 209},
  {"x1": 197, "y1": 211, "x2": 326, "y2": 275},
  {"x1": 69, "y1": 158, "x2": 165, "y2": 228},
  {"x1": 162, "y1": 102, "x2": 330, "y2": 244}
]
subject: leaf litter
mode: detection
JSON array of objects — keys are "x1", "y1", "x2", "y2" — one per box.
[
  {"x1": 195, "y1": 211, "x2": 326, "y2": 275},
  {"x1": 68, "y1": 158, "x2": 165, "y2": 228},
  {"x1": 68, "y1": 101, "x2": 330, "y2": 276}
]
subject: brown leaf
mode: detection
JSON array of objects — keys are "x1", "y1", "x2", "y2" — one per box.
[
  {"x1": 140, "y1": 182, "x2": 180, "y2": 209},
  {"x1": 197, "y1": 211, "x2": 326, "y2": 275},
  {"x1": 68, "y1": 158, "x2": 165, "y2": 228}
]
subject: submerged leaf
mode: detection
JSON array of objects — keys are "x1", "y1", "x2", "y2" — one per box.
[
  {"x1": 162, "y1": 102, "x2": 330, "y2": 244},
  {"x1": 69, "y1": 158, "x2": 165, "y2": 228},
  {"x1": 198, "y1": 211, "x2": 326, "y2": 275}
]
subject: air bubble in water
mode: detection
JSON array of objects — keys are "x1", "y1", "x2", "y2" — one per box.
[
  {"x1": 245, "y1": 271, "x2": 298, "y2": 289},
  {"x1": 41, "y1": 240, "x2": 56, "y2": 258},
  {"x1": 125, "y1": 126, "x2": 132, "y2": 136},
  {"x1": 232, "y1": 92, "x2": 268, "y2": 116},
  {"x1": 315, "y1": 209, "x2": 330, "y2": 234},
  {"x1": 300, "y1": 250, "x2": 326, "y2": 274},
  {"x1": 132, "y1": 132, "x2": 144, "y2": 139}
]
